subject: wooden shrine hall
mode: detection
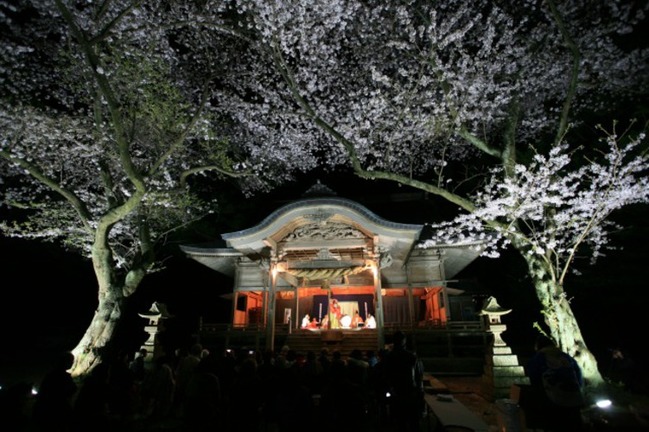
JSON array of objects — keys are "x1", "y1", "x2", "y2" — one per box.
[{"x1": 181, "y1": 184, "x2": 486, "y2": 356}]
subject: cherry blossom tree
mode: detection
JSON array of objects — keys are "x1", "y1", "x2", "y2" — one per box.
[
  {"x1": 217, "y1": 0, "x2": 649, "y2": 386},
  {"x1": 0, "y1": 1, "x2": 312, "y2": 376},
  {"x1": 2, "y1": 0, "x2": 648, "y2": 389}
]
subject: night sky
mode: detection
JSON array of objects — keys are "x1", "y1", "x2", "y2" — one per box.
[{"x1": 1, "y1": 175, "x2": 648, "y2": 388}]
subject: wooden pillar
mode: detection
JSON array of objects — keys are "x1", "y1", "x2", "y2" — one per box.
[
  {"x1": 441, "y1": 288, "x2": 451, "y2": 323},
  {"x1": 327, "y1": 287, "x2": 332, "y2": 328},
  {"x1": 373, "y1": 262, "x2": 385, "y2": 350},
  {"x1": 407, "y1": 285, "x2": 415, "y2": 327},
  {"x1": 233, "y1": 259, "x2": 242, "y2": 327},
  {"x1": 438, "y1": 250, "x2": 451, "y2": 323},
  {"x1": 265, "y1": 263, "x2": 277, "y2": 352},
  {"x1": 232, "y1": 291, "x2": 240, "y2": 326},
  {"x1": 262, "y1": 290, "x2": 268, "y2": 328},
  {"x1": 295, "y1": 286, "x2": 300, "y2": 331}
]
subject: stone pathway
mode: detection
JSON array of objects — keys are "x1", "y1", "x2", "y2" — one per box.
[{"x1": 430, "y1": 375, "x2": 500, "y2": 431}]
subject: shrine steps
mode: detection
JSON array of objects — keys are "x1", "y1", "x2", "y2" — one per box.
[
  {"x1": 283, "y1": 329, "x2": 379, "y2": 357},
  {"x1": 197, "y1": 322, "x2": 488, "y2": 374}
]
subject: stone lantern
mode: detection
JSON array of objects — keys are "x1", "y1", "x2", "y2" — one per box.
[
  {"x1": 481, "y1": 296, "x2": 511, "y2": 347},
  {"x1": 479, "y1": 296, "x2": 529, "y2": 401},
  {"x1": 138, "y1": 301, "x2": 173, "y2": 361}
]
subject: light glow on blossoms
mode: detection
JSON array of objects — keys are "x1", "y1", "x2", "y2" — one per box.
[{"x1": 422, "y1": 132, "x2": 649, "y2": 277}]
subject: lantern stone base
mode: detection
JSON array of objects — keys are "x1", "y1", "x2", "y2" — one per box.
[{"x1": 482, "y1": 345, "x2": 530, "y2": 401}]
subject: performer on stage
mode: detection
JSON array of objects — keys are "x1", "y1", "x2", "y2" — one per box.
[
  {"x1": 330, "y1": 298, "x2": 342, "y2": 329},
  {"x1": 301, "y1": 314, "x2": 311, "y2": 329},
  {"x1": 351, "y1": 310, "x2": 364, "y2": 328},
  {"x1": 307, "y1": 317, "x2": 319, "y2": 329},
  {"x1": 321, "y1": 315, "x2": 330, "y2": 329},
  {"x1": 365, "y1": 313, "x2": 377, "y2": 329}
]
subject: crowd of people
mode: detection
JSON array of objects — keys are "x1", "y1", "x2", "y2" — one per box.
[
  {"x1": 8, "y1": 331, "x2": 426, "y2": 432},
  {"x1": 9, "y1": 330, "x2": 645, "y2": 432}
]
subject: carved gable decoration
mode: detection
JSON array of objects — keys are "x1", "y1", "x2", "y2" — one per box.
[
  {"x1": 282, "y1": 222, "x2": 367, "y2": 242},
  {"x1": 316, "y1": 248, "x2": 339, "y2": 260},
  {"x1": 182, "y1": 196, "x2": 484, "y2": 285}
]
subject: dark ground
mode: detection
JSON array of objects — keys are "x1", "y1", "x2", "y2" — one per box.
[{"x1": 4, "y1": 368, "x2": 649, "y2": 432}]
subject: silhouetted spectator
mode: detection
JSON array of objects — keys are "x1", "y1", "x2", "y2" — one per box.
[
  {"x1": 72, "y1": 362, "x2": 111, "y2": 432},
  {"x1": 366, "y1": 350, "x2": 378, "y2": 367},
  {"x1": 129, "y1": 348, "x2": 148, "y2": 382},
  {"x1": 106, "y1": 350, "x2": 137, "y2": 422},
  {"x1": 217, "y1": 348, "x2": 237, "y2": 413},
  {"x1": 385, "y1": 331, "x2": 424, "y2": 432},
  {"x1": 328, "y1": 350, "x2": 347, "y2": 383},
  {"x1": 140, "y1": 354, "x2": 175, "y2": 426},
  {"x1": 303, "y1": 350, "x2": 325, "y2": 395},
  {"x1": 32, "y1": 351, "x2": 78, "y2": 432},
  {"x1": 607, "y1": 347, "x2": 647, "y2": 394},
  {"x1": 341, "y1": 349, "x2": 372, "y2": 428},
  {"x1": 320, "y1": 350, "x2": 350, "y2": 428},
  {"x1": 347, "y1": 349, "x2": 369, "y2": 387},
  {"x1": 275, "y1": 345, "x2": 292, "y2": 370},
  {"x1": 318, "y1": 348, "x2": 331, "y2": 377},
  {"x1": 230, "y1": 357, "x2": 263, "y2": 431},
  {"x1": 525, "y1": 335, "x2": 585, "y2": 432},
  {"x1": 274, "y1": 364, "x2": 314, "y2": 432},
  {"x1": 258, "y1": 349, "x2": 280, "y2": 427},
  {"x1": 369, "y1": 348, "x2": 391, "y2": 427},
  {"x1": 183, "y1": 354, "x2": 222, "y2": 431},
  {"x1": 174, "y1": 343, "x2": 202, "y2": 417}
]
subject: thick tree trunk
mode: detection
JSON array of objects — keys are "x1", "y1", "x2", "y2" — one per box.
[
  {"x1": 522, "y1": 252, "x2": 604, "y2": 388},
  {"x1": 67, "y1": 201, "x2": 152, "y2": 377},
  {"x1": 69, "y1": 289, "x2": 124, "y2": 377}
]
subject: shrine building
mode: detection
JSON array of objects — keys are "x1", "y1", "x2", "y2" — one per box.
[{"x1": 181, "y1": 183, "x2": 486, "y2": 355}]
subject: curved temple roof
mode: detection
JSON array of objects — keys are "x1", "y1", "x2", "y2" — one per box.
[
  {"x1": 221, "y1": 197, "x2": 423, "y2": 252},
  {"x1": 181, "y1": 196, "x2": 483, "y2": 280}
]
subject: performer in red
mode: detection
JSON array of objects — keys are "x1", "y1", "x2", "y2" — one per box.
[
  {"x1": 351, "y1": 310, "x2": 364, "y2": 328},
  {"x1": 330, "y1": 298, "x2": 342, "y2": 329},
  {"x1": 307, "y1": 317, "x2": 319, "y2": 329}
]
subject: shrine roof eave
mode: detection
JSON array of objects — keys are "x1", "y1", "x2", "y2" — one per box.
[
  {"x1": 416, "y1": 241, "x2": 486, "y2": 279},
  {"x1": 221, "y1": 197, "x2": 423, "y2": 252},
  {"x1": 180, "y1": 245, "x2": 241, "y2": 277}
]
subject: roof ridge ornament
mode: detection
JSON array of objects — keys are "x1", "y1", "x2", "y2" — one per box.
[
  {"x1": 302, "y1": 179, "x2": 337, "y2": 198},
  {"x1": 479, "y1": 296, "x2": 512, "y2": 316}
]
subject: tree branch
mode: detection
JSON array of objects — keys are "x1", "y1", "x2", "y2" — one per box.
[
  {"x1": 0, "y1": 149, "x2": 93, "y2": 231},
  {"x1": 545, "y1": 0, "x2": 581, "y2": 146},
  {"x1": 179, "y1": 164, "x2": 249, "y2": 188},
  {"x1": 149, "y1": 80, "x2": 211, "y2": 176},
  {"x1": 88, "y1": 1, "x2": 140, "y2": 45}
]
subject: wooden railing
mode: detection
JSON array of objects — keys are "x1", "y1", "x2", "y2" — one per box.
[
  {"x1": 196, "y1": 319, "x2": 488, "y2": 375},
  {"x1": 199, "y1": 320, "x2": 484, "y2": 334}
]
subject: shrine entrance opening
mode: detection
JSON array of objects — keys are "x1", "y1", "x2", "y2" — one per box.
[{"x1": 233, "y1": 285, "x2": 448, "y2": 331}]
